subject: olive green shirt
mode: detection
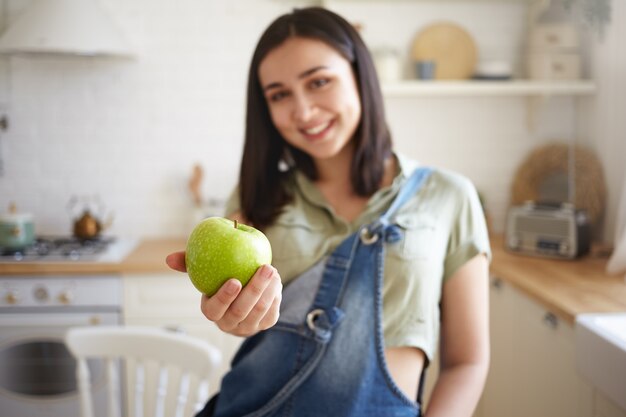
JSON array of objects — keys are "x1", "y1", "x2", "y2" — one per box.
[{"x1": 225, "y1": 154, "x2": 491, "y2": 361}]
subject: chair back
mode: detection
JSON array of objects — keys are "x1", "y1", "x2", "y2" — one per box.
[{"x1": 65, "y1": 325, "x2": 221, "y2": 417}]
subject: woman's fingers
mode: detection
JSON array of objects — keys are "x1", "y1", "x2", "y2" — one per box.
[
  {"x1": 236, "y1": 271, "x2": 282, "y2": 333},
  {"x1": 219, "y1": 265, "x2": 276, "y2": 332},
  {"x1": 198, "y1": 264, "x2": 282, "y2": 336},
  {"x1": 200, "y1": 279, "x2": 242, "y2": 322},
  {"x1": 258, "y1": 289, "x2": 282, "y2": 330},
  {"x1": 165, "y1": 251, "x2": 187, "y2": 272}
]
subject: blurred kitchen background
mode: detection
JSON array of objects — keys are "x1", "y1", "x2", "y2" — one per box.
[
  {"x1": 0, "y1": 0, "x2": 622, "y2": 243},
  {"x1": 1, "y1": 2, "x2": 626, "y2": 417}
]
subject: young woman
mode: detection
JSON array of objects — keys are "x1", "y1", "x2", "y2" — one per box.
[{"x1": 167, "y1": 7, "x2": 491, "y2": 417}]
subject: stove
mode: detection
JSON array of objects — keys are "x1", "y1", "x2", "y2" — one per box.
[
  {"x1": 0, "y1": 236, "x2": 138, "y2": 263},
  {"x1": 0, "y1": 236, "x2": 134, "y2": 416}
]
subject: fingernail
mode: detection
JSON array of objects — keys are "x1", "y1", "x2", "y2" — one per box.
[{"x1": 263, "y1": 265, "x2": 274, "y2": 279}]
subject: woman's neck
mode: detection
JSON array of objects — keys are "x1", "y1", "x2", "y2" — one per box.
[
  {"x1": 310, "y1": 148, "x2": 397, "y2": 223},
  {"x1": 313, "y1": 143, "x2": 355, "y2": 190},
  {"x1": 312, "y1": 145, "x2": 397, "y2": 200}
]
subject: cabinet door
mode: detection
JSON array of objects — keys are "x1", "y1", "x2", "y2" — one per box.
[
  {"x1": 511, "y1": 283, "x2": 593, "y2": 417},
  {"x1": 483, "y1": 277, "x2": 593, "y2": 417},
  {"x1": 123, "y1": 273, "x2": 204, "y2": 319},
  {"x1": 480, "y1": 277, "x2": 516, "y2": 417}
]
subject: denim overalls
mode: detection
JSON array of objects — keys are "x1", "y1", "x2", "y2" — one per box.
[{"x1": 202, "y1": 167, "x2": 433, "y2": 417}]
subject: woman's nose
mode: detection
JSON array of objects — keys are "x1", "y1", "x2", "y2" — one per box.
[{"x1": 292, "y1": 94, "x2": 315, "y2": 122}]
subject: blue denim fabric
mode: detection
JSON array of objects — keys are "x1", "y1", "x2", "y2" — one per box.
[{"x1": 207, "y1": 168, "x2": 433, "y2": 417}]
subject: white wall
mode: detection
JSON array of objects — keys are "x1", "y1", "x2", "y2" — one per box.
[
  {"x1": 0, "y1": 0, "x2": 622, "y2": 242},
  {"x1": 584, "y1": 0, "x2": 626, "y2": 243}
]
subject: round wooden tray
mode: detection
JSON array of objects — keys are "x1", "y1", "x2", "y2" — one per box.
[
  {"x1": 510, "y1": 142, "x2": 607, "y2": 225},
  {"x1": 411, "y1": 22, "x2": 477, "y2": 80}
]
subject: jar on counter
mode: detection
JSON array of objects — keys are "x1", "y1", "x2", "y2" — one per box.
[{"x1": 0, "y1": 203, "x2": 35, "y2": 250}]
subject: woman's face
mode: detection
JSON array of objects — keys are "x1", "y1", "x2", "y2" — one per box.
[{"x1": 258, "y1": 37, "x2": 362, "y2": 162}]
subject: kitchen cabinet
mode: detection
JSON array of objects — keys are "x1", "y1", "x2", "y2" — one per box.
[
  {"x1": 423, "y1": 274, "x2": 595, "y2": 417},
  {"x1": 482, "y1": 276, "x2": 595, "y2": 417},
  {"x1": 122, "y1": 273, "x2": 242, "y2": 397}
]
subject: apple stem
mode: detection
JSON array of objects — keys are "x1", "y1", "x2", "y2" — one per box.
[{"x1": 234, "y1": 219, "x2": 238, "y2": 229}]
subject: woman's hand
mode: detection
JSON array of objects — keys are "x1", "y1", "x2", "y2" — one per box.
[{"x1": 166, "y1": 251, "x2": 283, "y2": 337}]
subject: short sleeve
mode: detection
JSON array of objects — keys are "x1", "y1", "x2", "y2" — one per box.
[{"x1": 443, "y1": 177, "x2": 491, "y2": 281}]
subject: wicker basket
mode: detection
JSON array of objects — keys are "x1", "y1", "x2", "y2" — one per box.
[{"x1": 510, "y1": 142, "x2": 606, "y2": 226}]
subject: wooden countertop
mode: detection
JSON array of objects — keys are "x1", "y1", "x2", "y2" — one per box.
[
  {"x1": 0, "y1": 238, "x2": 187, "y2": 275},
  {"x1": 490, "y1": 235, "x2": 626, "y2": 325},
  {"x1": 2, "y1": 236, "x2": 625, "y2": 323}
]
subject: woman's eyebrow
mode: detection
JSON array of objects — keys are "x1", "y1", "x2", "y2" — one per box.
[{"x1": 263, "y1": 66, "x2": 329, "y2": 91}]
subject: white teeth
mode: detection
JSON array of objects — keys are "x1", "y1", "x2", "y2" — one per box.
[{"x1": 304, "y1": 122, "x2": 330, "y2": 135}]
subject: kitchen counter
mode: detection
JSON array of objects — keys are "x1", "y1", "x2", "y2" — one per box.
[
  {"x1": 489, "y1": 235, "x2": 626, "y2": 325},
  {"x1": 1, "y1": 236, "x2": 625, "y2": 323},
  {"x1": 0, "y1": 238, "x2": 186, "y2": 275}
]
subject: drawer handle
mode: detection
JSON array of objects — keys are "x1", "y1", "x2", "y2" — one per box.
[
  {"x1": 490, "y1": 277, "x2": 503, "y2": 290},
  {"x1": 542, "y1": 312, "x2": 558, "y2": 329}
]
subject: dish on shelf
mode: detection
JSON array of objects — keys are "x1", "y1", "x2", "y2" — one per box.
[{"x1": 411, "y1": 21, "x2": 477, "y2": 80}]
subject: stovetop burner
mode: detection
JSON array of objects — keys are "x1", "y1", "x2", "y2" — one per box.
[{"x1": 0, "y1": 236, "x2": 137, "y2": 263}]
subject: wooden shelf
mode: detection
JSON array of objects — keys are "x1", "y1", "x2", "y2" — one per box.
[{"x1": 381, "y1": 80, "x2": 597, "y2": 98}]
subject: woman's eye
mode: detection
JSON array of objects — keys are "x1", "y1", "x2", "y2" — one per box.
[
  {"x1": 310, "y1": 78, "x2": 330, "y2": 89},
  {"x1": 269, "y1": 91, "x2": 289, "y2": 102}
]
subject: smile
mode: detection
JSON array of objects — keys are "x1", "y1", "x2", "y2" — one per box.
[{"x1": 301, "y1": 120, "x2": 334, "y2": 138}]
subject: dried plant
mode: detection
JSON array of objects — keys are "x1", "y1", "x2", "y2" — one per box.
[{"x1": 562, "y1": 0, "x2": 612, "y2": 36}]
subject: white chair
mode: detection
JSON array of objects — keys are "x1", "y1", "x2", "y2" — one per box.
[{"x1": 65, "y1": 325, "x2": 222, "y2": 417}]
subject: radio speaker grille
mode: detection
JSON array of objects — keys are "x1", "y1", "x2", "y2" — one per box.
[{"x1": 515, "y1": 217, "x2": 569, "y2": 237}]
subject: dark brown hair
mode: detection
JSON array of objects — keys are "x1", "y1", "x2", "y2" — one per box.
[{"x1": 239, "y1": 7, "x2": 392, "y2": 229}]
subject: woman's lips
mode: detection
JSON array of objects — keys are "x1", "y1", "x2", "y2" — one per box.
[{"x1": 300, "y1": 120, "x2": 334, "y2": 141}]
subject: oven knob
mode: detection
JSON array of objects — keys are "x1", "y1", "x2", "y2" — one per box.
[
  {"x1": 5, "y1": 291, "x2": 19, "y2": 305},
  {"x1": 58, "y1": 290, "x2": 74, "y2": 305},
  {"x1": 33, "y1": 286, "x2": 49, "y2": 302}
]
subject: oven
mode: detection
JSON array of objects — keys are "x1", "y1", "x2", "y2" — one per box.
[
  {"x1": 0, "y1": 237, "x2": 136, "y2": 417},
  {"x1": 0, "y1": 275, "x2": 123, "y2": 417}
]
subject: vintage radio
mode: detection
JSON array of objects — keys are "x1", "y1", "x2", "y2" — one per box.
[{"x1": 505, "y1": 202, "x2": 591, "y2": 259}]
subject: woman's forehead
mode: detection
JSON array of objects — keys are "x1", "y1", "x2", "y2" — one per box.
[{"x1": 258, "y1": 37, "x2": 350, "y2": 84}]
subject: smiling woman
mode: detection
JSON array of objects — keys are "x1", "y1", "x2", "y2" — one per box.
[
  {"x1": 258, "y1": 37, "x2": 362, "y2": 163},
  {"x1": 166, "y1": 7, "x2": 491, "y2": 417}
]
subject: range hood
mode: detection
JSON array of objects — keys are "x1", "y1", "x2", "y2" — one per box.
[{"x1": 0, "y1": 0, "x2": 133, "y2": 57}]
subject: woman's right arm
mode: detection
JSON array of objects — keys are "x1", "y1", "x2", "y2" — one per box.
[{"x1": 165, "y1": 211, "x2": 283, "y2": 337}]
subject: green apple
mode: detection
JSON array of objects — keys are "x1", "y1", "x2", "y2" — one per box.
[{"x1": 185, "y1": 217, "x2": 272, "y2": 296}]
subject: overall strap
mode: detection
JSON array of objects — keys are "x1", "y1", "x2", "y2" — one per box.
[
  {"x1": 303, "y1": 167, "x2": 434, "y2": 340},
  {"x1": 382, "y1": 166, "x2": 433, "y2": 222},
  {"x1": 362, "y1": 166, "x2": 433, "y2": 242}
]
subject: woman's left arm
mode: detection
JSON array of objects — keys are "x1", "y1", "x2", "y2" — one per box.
[{"x1": 425, "y1": 253, "x2": 490, "y2": 417}]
